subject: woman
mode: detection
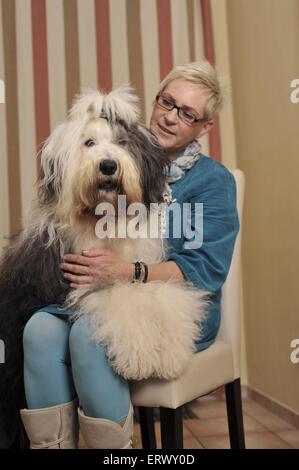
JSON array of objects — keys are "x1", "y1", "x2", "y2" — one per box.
[{"x1": 20, "y1": 60, "x2": 239, "y2": 449}]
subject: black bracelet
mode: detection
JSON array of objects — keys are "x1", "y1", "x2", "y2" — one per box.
[
  {"x1": 141, "y1": 262, "x2": 148, "y2": 283},
  {"x1": 134, "y1": 261, "x2": 141, "y2": 281},
  {"x1": 132, "y1": 261, "x2": 148, "y2": 283},
  {"x1": 132, "y1": 261, "x2": 141, "y2": 283}
]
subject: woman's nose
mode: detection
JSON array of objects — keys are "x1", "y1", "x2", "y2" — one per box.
[{"x1": 164, "y1": 108, "x2": 179, "y2": 124}]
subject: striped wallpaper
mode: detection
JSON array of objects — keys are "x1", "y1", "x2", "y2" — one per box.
[{"x1": 0, "y1": 0, "x2": 222, "y2": 244}]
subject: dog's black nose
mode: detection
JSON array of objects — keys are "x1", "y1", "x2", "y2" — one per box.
[{"x1": 99, "y1": 159, "x2": 117, "y2": 176}]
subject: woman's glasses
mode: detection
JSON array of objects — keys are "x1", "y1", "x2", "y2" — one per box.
[{"x1": 155, "y1": 94, "x2": 205, "y2": 126}]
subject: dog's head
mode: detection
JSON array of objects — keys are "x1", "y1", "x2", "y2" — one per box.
[{"x1": 38, "y1": 85, "x2": 169, "y2": 225}]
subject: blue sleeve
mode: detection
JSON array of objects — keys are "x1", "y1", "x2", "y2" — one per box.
[{"x1": 167, "y1": 166, "x2": 239, "y2": 293}]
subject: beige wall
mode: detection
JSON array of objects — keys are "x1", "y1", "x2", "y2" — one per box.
[{"x1": 227, "y1": 0, "x2": 299, "y2": 414}]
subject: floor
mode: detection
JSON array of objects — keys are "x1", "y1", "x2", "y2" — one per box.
[{"x1": 131, "y1": 392, "x2": 299, "y2": 449}]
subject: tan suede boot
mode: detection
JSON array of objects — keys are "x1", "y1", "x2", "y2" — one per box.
[
  {"x1": 78, "y1": 403, "x2": 134, "y2": 449},
  {"x1": 20, "y1": 399, "x2": 79, "y2": 449}
]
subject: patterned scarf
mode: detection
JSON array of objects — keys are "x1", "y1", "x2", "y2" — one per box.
[{"x1": 165, "y1": 141, "x2": 202, "y2": 184}]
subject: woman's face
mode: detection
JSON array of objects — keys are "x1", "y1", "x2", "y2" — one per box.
[{"x1": 150, "y1": 78, "x2": 213, "y2": 159}]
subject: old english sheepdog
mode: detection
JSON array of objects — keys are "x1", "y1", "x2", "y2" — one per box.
[{"x1": 0, "y1": 86, "x2": 208, "y2": 449}]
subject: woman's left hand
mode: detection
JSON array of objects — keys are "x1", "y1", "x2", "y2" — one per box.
[{"x1": 60, "y1": 249, "x2": 134, "y2": 289}]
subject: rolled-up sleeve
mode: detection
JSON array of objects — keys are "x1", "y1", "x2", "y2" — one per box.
[{"x1": 167, "y1": 165, "x2": 239, "y2": 293}]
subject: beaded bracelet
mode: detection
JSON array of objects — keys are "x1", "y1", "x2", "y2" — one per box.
[
  {"x1": 132, "y1": 261, "x2": 148, "y2": 283},
  {"x1": 140, "y1": 261, "x2": 148, "y2": 283},
  {"x1": 134, "y1": 261, "x2": 141, "y2": 281}
]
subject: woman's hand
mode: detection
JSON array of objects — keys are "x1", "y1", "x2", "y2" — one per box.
[{"x1": 60, "y1": 249, "x2": 134, "y2": 289}]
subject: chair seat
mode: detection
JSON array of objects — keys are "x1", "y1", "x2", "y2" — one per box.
[{"x1": 131, "y1": 340, "x2": 234, "y2": 409}]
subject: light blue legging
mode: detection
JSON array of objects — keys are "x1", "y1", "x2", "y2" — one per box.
[{"x1": 23, "y1": 311, "x2": 131, "y2": 423}]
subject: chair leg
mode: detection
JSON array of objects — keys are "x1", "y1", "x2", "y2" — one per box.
[
  {"x1": 225, "y1": 378, "x2": 246, "y2": 449},
  {"x1": 138, "y1": 407, "x2": 157, "y2": 449},
  {"x1": 160, "y1": 406, "x2": 183, "y2": 449}
]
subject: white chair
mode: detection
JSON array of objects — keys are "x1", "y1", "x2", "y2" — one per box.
[{"x1": 131, "y1": 169, "x2": 245, "y2": 449}]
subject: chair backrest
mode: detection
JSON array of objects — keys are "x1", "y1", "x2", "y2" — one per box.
[{"x1": 216, "y1": 169, "x2": 245, "y2": 379}]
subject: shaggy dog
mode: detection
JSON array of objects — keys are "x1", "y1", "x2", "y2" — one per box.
[{"x1": 0, "y1": 86, "x2": 207, "y2": 448}]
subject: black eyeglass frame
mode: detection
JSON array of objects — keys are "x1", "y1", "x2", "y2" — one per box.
[{"x1": 155, "y1": 94, "x2": 206, "y2": 126}]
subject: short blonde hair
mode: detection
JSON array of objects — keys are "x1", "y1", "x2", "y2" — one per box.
[{"x1": 158, "y1": 60, "x2": 224, "y2": 120}]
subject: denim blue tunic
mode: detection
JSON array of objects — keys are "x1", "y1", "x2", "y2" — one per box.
[{"x1": 166, "y1": 154, "x2": 239, "y2": 351}]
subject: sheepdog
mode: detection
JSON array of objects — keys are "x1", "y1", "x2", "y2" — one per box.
[{"x1": 0, "y1": 86, "x2": 208, "y2": 449}]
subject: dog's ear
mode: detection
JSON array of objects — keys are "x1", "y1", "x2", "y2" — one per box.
[
  {"x1": 127, "y1": 125, "x2": 170, "y2": 207},
  {"x1": 37, "y1": 122, "x2": 70, "y2": 205},
  {"x1": 37, "y1": 160, "x2": 57, "y2": 205}
]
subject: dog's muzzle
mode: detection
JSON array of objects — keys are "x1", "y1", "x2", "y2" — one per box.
[{"x1": 98, "y1": 159, "x2": 119, "y2": 192}]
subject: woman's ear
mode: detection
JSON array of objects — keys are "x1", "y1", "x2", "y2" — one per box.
[{"x1": 197, "y1": 119, "x2": 214, "y2": 139}]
